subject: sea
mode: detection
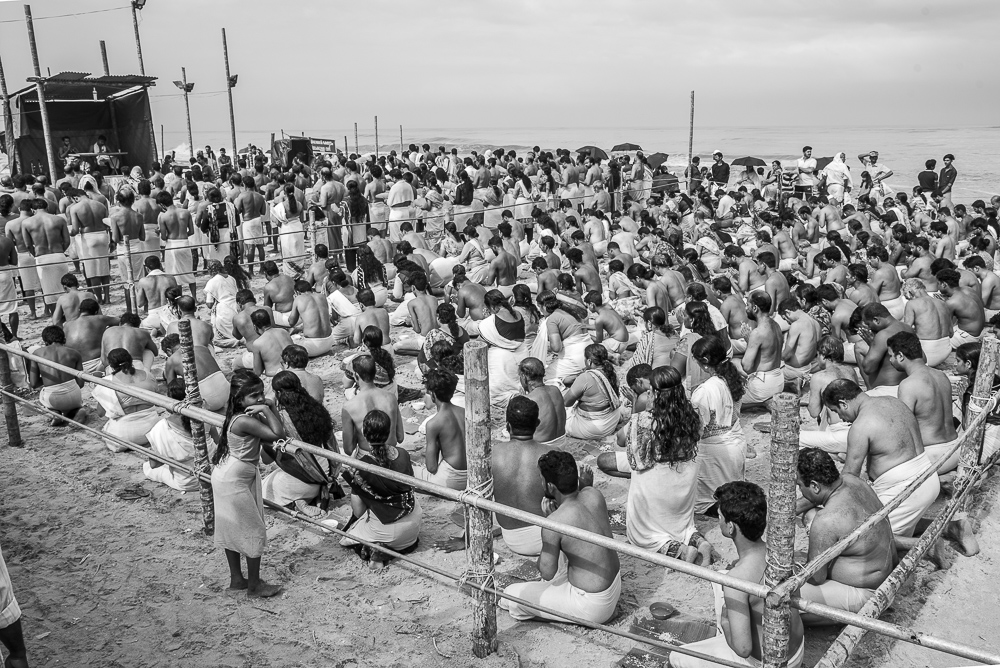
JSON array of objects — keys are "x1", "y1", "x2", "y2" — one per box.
[{"x1": 160, "y1": 125, "x2": 1000, "y2": 200}]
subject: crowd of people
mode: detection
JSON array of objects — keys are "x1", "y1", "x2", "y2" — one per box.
[{"x1": 2, "y1": 139, "x2": 999, "y2": 668}]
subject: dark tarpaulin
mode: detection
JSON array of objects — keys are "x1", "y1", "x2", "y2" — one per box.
[{"x1": 15, "y1": 89, "x2": 154, "y2": 173}]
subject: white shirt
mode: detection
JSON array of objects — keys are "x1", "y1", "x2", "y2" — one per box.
[{"x1": 796, "y1": 157, "x2": 818, "y2": 187}]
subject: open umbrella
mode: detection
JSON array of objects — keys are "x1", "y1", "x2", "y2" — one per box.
[
  {"x1": 647, "y1": 152, "x2": 670, "y2": 169},
  {"x1": 814, "y1": 156, "x2": 835, "y2": 171},
  {"x1": 651, "y1": 173, "x2": 680, "y2": 194},
  {"x1": 576, "y1": 145, "x2": 609, "y2": 161},
  {"x1": 730, "y1": 156, "x2": 767, "y2": 168},
  {"x1": 611, "y1": 142, "x2": 642, "y2": 152}
]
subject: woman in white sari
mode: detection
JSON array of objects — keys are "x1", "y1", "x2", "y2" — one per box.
[
  {"x1": 477, "y1": 290, "x2": 529, "y2": 412},
  {"x1": 430, "y1": 223, "x2": 466, "y2": 285},
  {"x1": 563, "y1": 344, "x2": 623, "y2": 440},
  {"x1": 204, "y1": 259, "x2": 242, "y2": 343},
  {"x1": 689, "y1": 336, "x2": 747, "y2": 514},
  {"x1": 354, "y1": 245, "x2": 389, "y2": 307},
  {"x1": 822, "y1": 152, "x2": 854, "y2": 203},
  {"x1": 511, "y1": 171, "x2": 537, "y2": 222},
  {"x1": 93, "y1": 349, "x2": 162, "y2": 453},
  {"x1": 454, "y1": 225, "x2": 491, "y2": 284},
  {"x1": 271, "y1": 184, "x2": 305, "y2": 272},
  {"x1": 531, "y1": 290, "x2": 593, "y2": 386}
]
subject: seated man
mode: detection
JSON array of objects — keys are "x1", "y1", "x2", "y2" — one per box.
[
  {"x1": 778, "y1": 297, "x2": 821, "y2": 392},
  {"x1": 501, "y1": 450, "x2": 622, "y2": 625},
  {"x1": 412, "y1": 368, "x2": 467, "y2": 490},
  {"x1": 287, "y1": 279, "x2": 335, "y2": 357},
  {"x1": 327, "y1": 270, "x2": 361, "y2": 345},
  {"x1": 795, "y1": 448, "x2": 894, "y2": 623},
  {"x1": 517, "y1": 357, "x2": 567, "y2": 447},
  {"x1": 30, "y1": 325, "x2": 86, "y2": 426},
  {"x1": 669, "y1": 481, "x2": 805, "y2": 668},
  {"x1": 396, "y1": 272, "x2": 439, "y2": 354},
  {"x1": 161, "y1": 334, "x2": 230, "y2": 412},
  {"x1": 741, "y1": 292, "x2": 784, "y2": 406},
  {"x1": 103, "y1": 312, "x2": 159, "y2": 374},
  {"x1": 144, "y1": 378, "x2": 203, "y2": 491},
  {"x1": 63, "y1": 298, "x2": 118, "y2": 374},
  {"x1": 492, "y1": 396, "x2": 563, "y2": 557},
  {"x1": 857, "y1": 303, "x2": 910, "y2": 398},
  {"x1": 799, "y1": 337, "x2": 857, "y2": 456},
  {"x1": 584, "y1": 291, "x2": 636, "y2": 358},
  {"x1": 242, "y1": 309, "x2": 294, "y2": 378},
  {"x1": 280, "y1": 344, "x2": 324, "y2": 404}
]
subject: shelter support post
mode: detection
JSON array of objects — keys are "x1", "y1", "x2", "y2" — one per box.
[
  {"x1": 463, "y1": 340, "x2": 498, "y2": 658},
  {"x1": 0, "y1": 351, "x2": 22, "y2": 448},
  {"x1": 762, "y1": 393, "x2": 799, "y2": 668},
  {"x1": 0, "y1": 53, "x2": 19, "y2": 175},
  {"x1": 177, "y1": 319, "x2": 215, "y2": 535},
  {"x1": 24, "y1": 4, "x2": 58, "y2": 180}
]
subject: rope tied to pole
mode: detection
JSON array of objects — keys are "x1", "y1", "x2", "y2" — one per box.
[{"x1": 457, "y1": 475, "x2": 497, "y2": 601}]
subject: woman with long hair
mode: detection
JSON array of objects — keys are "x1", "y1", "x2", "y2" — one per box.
[
  {"x1": 418, "y1": 303, "x2": 469, "y2": 373},
  {"x1": 689, "y1": 336, "x2": 748, "y2": 514},
  {"x1": 625, "y1": 306, "x2": 675, "y2": 372},
  {"x1": 563, "y1": 344, "x2": 623, "y2": 440},
  {"x1": 340, "y1": 409, "x2": 422, "y2": 568},
  {"x1": 345, "y1": 179, "x2": 370, "y2": 247},
  {"x1": 478, "y1": 289, "x2": 529, "y2": 410},
  {"x1": 454, "y1": 224, "x2": 490, "y2": 284},
  {"x1": 92, "y1": 348, "x2": 161, "y2": 452},
  {"x1": 141, "y1": 284, "x2": 183, "y2": 337},
  {"x1": 532, "y1": 290, "x2": 592, "y2": 384},
  {"x1": 211, "y1": 369, "x2": 285, "y2": 597},
  {"x1": 511, "y1": 284, "x2": 541, "y2": 340},
  {"x1": 203, "y1": 258, "x2": 242, "y2": 345},
  {"x1": 511, "y1": 169, "x2": 537, "y2": 222},
  {"x1": 261, "y1": 371, "x2": 338, "y2": 517},
  {"x1": 145, "y1": 378, "x2": 201, "y2": 491},
  {"x1": 599, "y1": 366, "x2": 713, "y2": 563},
  {"x1": 353, "y1": 243, "x2": 389, "y2": 306},
  {"x1": 672, "y1": 301, "x2": 718, "y2": 391},
  {"x1": 272, "y1": 183, "x2": 305, "y2": 268},
  {"x1": 429, "y1": 221, "x2": 465, "y2": 285},
  {"x1": 199, "y1": 186, "x2": 237, "y2": 263},
  {"x1": 344, "y1": 325, "x2": 397, "y2": 397}
]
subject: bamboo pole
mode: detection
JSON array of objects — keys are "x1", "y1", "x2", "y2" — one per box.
[
  {"x1": 464, "y1": 340, "x2": 497, "y2": 658},
  {"x1": 0, "y1": 351, "x2": 22, "y2": 448},
  {"x1": 131, "y1": 1, "x2": 145, "y2": 75},
  {"x1": 354, "y1": 123, "x2": 358, "y2": 155},
  {"x1": 0, "y1": 53, "x2": 18, "y2": 176},
  {"x1": 762, "y1": 393, "x2": 799, "y2": 668},
  {"x1": 399, "y1": 124, "x2": 403, "y2": 156},
  {"x1": 100, "y1": 40, "x2": 110, "y2": 76},
  {"x1": 181, "y1": 67, "x2": 194, "y2": 159},
  {"x1": 24, "y1": 4, "x2": 58, "y2": 181},
  {"x1": 177, "y1": 318, "x2": 215, "y2": 535},
  {"x1": 374, "y1": 115, "x2": 379, "y2": 159},
  {"x1": 221, "y1": 28, "x2": 238, "y2": 160},
  {"x1": 963, "y1": 337, "x2": 1000, "y2": 468},
  {"x1": 688, "y1": 91, "x2": 695, "y2": 168},
  {"x1": 122, "y1": 235, "x2": 138, "y2": 312},
  {"x1": 343, "y1": 135, "x2": 347, "y2": 156},
  {"x1": 160, "y1": 124, "x2": 164, "y2": 159}
]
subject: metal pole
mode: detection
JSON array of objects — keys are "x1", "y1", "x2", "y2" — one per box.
[
  {"x1": 762, "y1": 393, "x2": 799, "y2": 668},
  {"x1": 464, "y1": 340, "x2": 497, "y2": 658},
  {"x1": 130, "y1": 1, "x2": 145, "y2": 76},
  {"x1": 181, "y1": 67, "x2": 194, "y2": 159},
  {"x1": 353, "y1": 123, "x2": 358, "y2": 155},
  {"x1": 0, "y1": 53, "x2": 18, "y2": 175},
  {"x1": 221, "y1": 28, "x2": 238, "y2": 159},
  {"x1": 177, "y1": 318, "x2": 215, "y2": 535},
  {"x1": 24, "y1": 4, "x2": 58, "y2": 181},
  {"x1": 688, "y1": 90, "x2": 694, "y2": 169},
  {"x1": 374, "y1": 115, "x2": 379, "y2": 159},
  {"x1": 0, "y1": 351, "x2": 22, "y2": 448},
  {"x1": 99, "y1": 40, "x2": 110, "y2": 76}
]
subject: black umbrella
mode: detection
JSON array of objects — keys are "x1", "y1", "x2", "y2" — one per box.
[
  {"x1": 576, "y1": 145, "x2": 609, "y2": 161},
  {"x1": 730, "y1": 156, "x2": 767, "y2": 168},
  {"x1": 611, "y1": 142, "x2": 642, "y2": 152},
  {"x1": 647, "y1": 152, "x2": 670, "y2": 169},
  {"x1": 815, "y1": 156, "x2": 835, "y2": 171},
  {"x1": 651, "y1": 173, "x2": 680, "y2": 194}
]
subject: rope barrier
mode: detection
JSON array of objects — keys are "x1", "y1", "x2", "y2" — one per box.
[{"x1": 2, "y1": 341, "x2": 1000, "y2": 664}]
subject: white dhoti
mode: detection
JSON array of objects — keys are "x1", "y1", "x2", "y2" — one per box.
[
  {"x1": 293, "y1": 332, "x2": 336, "y2": 357},
  {"x1": 34, "y1": 252, "x2": 70, "y2": 305},
  {"x1": 140, "y1": 304, "x2": 178, "y2": 335},
  {"x1": 165, "y1": 238, "x2": 195, "y2": 284},
  {"x1": 412, "y1": 459, "x2": 468, "y2": 490},
  {"x1": 262, "y1": 468, "x2": 321, "y2": 507},
  {"x1": 212, "y1": 301, "x2": 239, "y2": 341},
  {"x1": 143, "y1": 419, "x2": 199, "y2": 492},
  {"x1": 102, "y1": 407, "x2": 162, "y2": 453},
  {"x1": 951, "y1": 328, "x2": 982, "y2": 350},
  {"x1": 38, "y1": 378, "x2": 82, "y2": 412},
  {"x1": 923, "y1": 434, "x2": 962, "y2": 475},
  {"x1": 865, "y1": 384, "x2": 899, "y2": 399},
  {"x1": 199, "y1": 370, "x2": 231, "y2": 412},
  {"x1": 15, "y1": 252, "x2": 40, "y2": 292},
  {"x1": 543, "y1": 332, "x2": 591, "y2": 384},
  {"x1": 0, "y1": 271, "x2": 16, "y2": 318},
  {"x1": 871, "y1": 453, "x2": 940, "y2": 538},
  {"x1": 339, "y1": 500, "x2": 422, "y2": 551},
  {"x1": 880, "y1": 295, "x2": 906, "y2": 320},
  {"x1": 388, "y1": 206, "x2": 413, "y2": 242},
  {"x1": 203, "y1": 228, "x2": 233, "y2": 263},
  {"x1": 271, "y1": 309, "x2": 293, "y2": 328},
  {"x1": 501, "y1": 558, "x2": 621, "y2": 625},
  {"x1": 799, "y1": 422, "x2": 851, "y2": 455},
  {"x1": 241, "y1": 217, "x2": 265, "y2": 246},
  {"x1": 565, "y1": 405, "x2": 622, "y2": 440},
  {"x1": 501, "y1": 525, "x2": 544, "y2": 557},
  {"x1": 743, "y1": 367, "x2": 784, "y2": 404},
  {"x1": 920, "y1": 337, "x2": 952, "y2": 367},
  {"x1": 79, "y1": 230, "x2": 111, "y2": 277},
  {"x1": 117, "y1": 238, "x2": 146, "y2": 283}
]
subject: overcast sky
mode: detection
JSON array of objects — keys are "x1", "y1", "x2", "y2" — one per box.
[{"x1": 0, "y1": 0, "x2": 996, "y2": 134}]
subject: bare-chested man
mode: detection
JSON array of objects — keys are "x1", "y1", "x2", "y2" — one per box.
[
  {"x1": 532, "y1": 257, "x2": 560, "y2": 294},
  {"x1": 867, "y1": 246, "x2": 904, "y2": 319},
  {"x1": 50, "y1": 273, "x2": 97, "y2": 327},
  {"x1": 239, "y1": 309, "x2": 294, "y2": 377},
  {"x1": 650, "y1": 254, "x2": 687, "y2": 321},
  {"x1": 899, "y1": 278, "x2": 953, "y2": 367},
  {"x1": 937, "y1": 268, "x2": 985, "y2": 350},
  {"x1": 287, "y1": 279, "x2": 335, "y2": 357},
  {"x1": 517, "y1": 358, "x2": 567, "y2": 446},
  {"x1": 799, "y1": 337, "x2": 857, "y2": 455},
  {"x1": 412, "y1": 368, "x2": 467, "y2": 490},
  {"x1": 21, "y1": 198, "x2": 72, "y2": 316},
  {"x1": 756, "y1": 252, "x2": 791, "y2": 324},
  {"x1": 156, "y1": 191, "x2": 196, "y2": 297},
  {"x1": 165, "y1": 295, "x2": 214, "y2": 349},
  {"x1": 856, "y1": 303, "x2": 911, "y2": 396},
  {"x1": 61, "y1": 297, "x2": 117, "y2": 375},
  {"x1": 231, "y1": 291, "x2": 273, "y2": 366},
  {"x1": 773, "y1": 218, "x2": 800, "y2": 271},
  {"x1": 67, "y1": 187, "x2": 111, "y2": 303},
  {"x1": 341, "y1": 354, "x2": 402, "y2": 457},
  {"x1": 101, "y1": 312, "x2": 158, "y2": 372},
  {"x1": 584, "y1": 291, "x2": 633, "y2": 358},
  {"x1": 398, "y1": 272, "x2": 438, "y2": 354},
  {"x1": 31, "y1": 325, "x2": 86, "y2": 425},
  {"x1": 4, "y1": 200, "x2": 40, "y2": 319},
  {"x1": 234, "y1": 176, "x2": 267, "y2": 275},
  {"x1": 795, "y1": 449, "x2": 894, "y2": 623},
  {"x1": 454, "y1": 269, "x2": 488, "y2": 336},
  {"x1": 107, "y1": 188, "x2": 146, "y2": 312},
  {"x1": 304, "y1": 244, "x2": 331, "y2": 289},
  {"x1": 964, "y1": 255, "x2": 1000, "y2": 320},
  {"x1": 713, "y1": 276, "x2": 751, "y2": 355},
  {"x1": 725, "y1": 245, "x2": 767, "y2": 296},
  {"x1": 352, "y1": 288, "x2": 391, "y2": 348},
  {"x1": 888, "y1": 331, "x2": 961, "y2": 478},
  {"x1": 847, "y1": 263, "x2": 879, "y2": 309},
  {"x1": 901, "y1": 238, "x2": 939, "y2": 293},
  {"x1": 816, "y1": 283, "x2": 857, "y2": 342},
  {"x1": 567, "y1": 248, "x2": 602, "y2": 296},
  {"x1": 262, "y1": 260, "x2": 296, "y2": 327},
  {"x1": 135, "y1": 255, "x2": 178, "y2": 322},
  {"x1": 742, "y1": 292, "x2": 785, "y2": 405},
  {"x1": 481, "y1": 235, "x2": 518, "y2": 296},
  {"x1": 778, "y1": 297, "x2": 821, "y2": 391},
  {"x1": 161, "y1": 333, "x2": 230, "y2": 412},
  {"x1": 280, "y1": 344, "x2": 324, "y2": 404}
]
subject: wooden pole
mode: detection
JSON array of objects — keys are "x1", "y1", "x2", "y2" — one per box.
[
  {"x1": 0, "y1": 53, "x2": 19, "y2": 176},
  {"x1": 374, "y1": 115, "x2": 379, "y2": 159},
  {"x1": 0, "y1": 351, "x2": 22, "y2": 448},
  {"x1": 688, "y1": 90, "x2": 695, "y2": 169},
  {"x1": 221, "y1": 28, "x2": 238, "y2": 160},
  {"x1": 762, "y1": 392, "x2": 799, "y2": 668},
  {"x1": 354, "y1": 123, "x2": 358, "y2": 155},
  {"x1": 100, "y1": 40, "x2": 110, "y2": 76},
  {"x1": 963, "y1": 336, "x2": 1000, "y2": 467},
  {"x1": 177, "y1": 318, "x2": 215, "y2": 535},
  {"x1": 130, "y1": 1, "x2": 145, "y2": 76},
  {"x1": 122, "y1": 235, "x2": 138, "y2": 311},
  {"x1": 463, "y1": 340, "x2": 497, "y2": 658},
  {"x1": 24, "y1": 4, "x2": 59, "y2": 181},
  {"x1": 181, "y1": 67, "x2": 194, "y2": 160},
  {"x1": 399, "y1": 124, "x2": 403, "y2": 156},
  {"x1": 160, "y1": 124, "x2": 164, "y2": 158},
  {"x1": 343, "y1": 135, "x2": 347, "y2": 156}
]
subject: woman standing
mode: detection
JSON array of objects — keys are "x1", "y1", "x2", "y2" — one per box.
[
  {"x1": 563, "y1": 344, "x2": 623, "y2": 440},
  {"x1": 354, "y1": 245, "x2": 389, "y2": 307},
  {"x1": 204, "y1": 259, "x2": 241, "y2": 345},
  {"x1": 272, "y1": 184, "x2": 305, "y2": 267},
  {"x1": 341, "y1": 409, "x2": 422, "y2": 569},
  {"x1": 689, "y1": 336, "x2": 747, "y2": 514},
  {"x1": 511, "y1": 170, "x2": 536, "y2": 222},
  {"x1": 261, "y1": 372, "x2": 338, "y2": 517},
  {"x1": 211, "y1": 370, "x2": 286, "y2": 597},
  {"x1": 92, "y1": 348, "x2": 161, "y2": 453},
  {"x1": 599, "y1": 366, "x2": 714, "y2": 563}
]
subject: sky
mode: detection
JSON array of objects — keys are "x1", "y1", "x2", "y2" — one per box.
[{"x1": 0, "y1": 0, "x2": 997, "y2": 138}]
